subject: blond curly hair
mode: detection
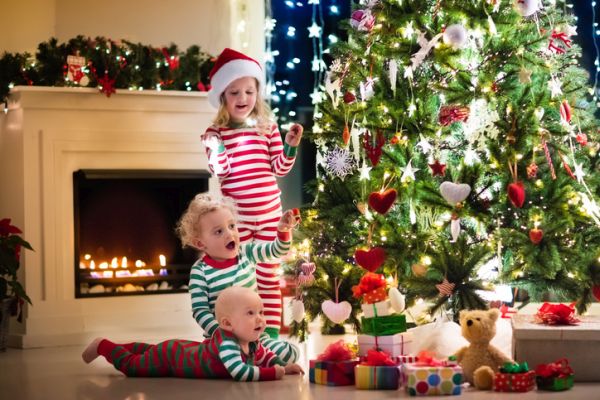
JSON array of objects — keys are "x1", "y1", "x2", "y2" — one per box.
[
  {"x1": 176, "y1": 193, "x2": 237, "y2": 250},
  {"x1": 211, "y1": 78, "x2": 274, "y2": 135}
]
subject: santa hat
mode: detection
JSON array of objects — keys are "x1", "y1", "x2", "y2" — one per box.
[{"x1": 207, "y1": 48, "x2": 265, "y2": 108}]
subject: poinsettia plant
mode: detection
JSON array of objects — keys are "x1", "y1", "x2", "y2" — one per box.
[{"x1": 0, "y1": 219, "x2": 33, "y2": 315}]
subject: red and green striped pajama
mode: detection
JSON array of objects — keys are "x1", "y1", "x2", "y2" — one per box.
[
  {"x1": 97, "y1": 328, "x2": 286, "y2": 381},
  {"x1": 203, "y1": 123, "x2": 297, "y2": 337}
]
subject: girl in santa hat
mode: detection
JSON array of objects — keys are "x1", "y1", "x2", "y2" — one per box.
[{"x1": 199, "y1": 48, "x2": 303, "y2": 355}]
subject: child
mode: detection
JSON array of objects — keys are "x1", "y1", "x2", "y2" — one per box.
[
  {"x1": 203, "y1": 48, "x2": 303, "y2": 338},
  {"x1": 176, "y1": 193, "x2": 299, "y2": 362},
  {"x1": 82, "y1": 286, "x2": 304, "y2": 381}
]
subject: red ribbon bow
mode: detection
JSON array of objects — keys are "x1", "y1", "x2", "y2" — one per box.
[
  {"x1": 317, "y1": 340, "x2": 355, "y2": 362},
  {"x1": 351, "y1": 272, "x2": 386, "y2": 298},
  {"x1": 535, "y1": 359, "x2": 573, "y2": 379},
  {"x1": 534, "y1": 302, "x2": 580, "y2": 325},
  {"x1": 361, "y1": 349, "x2": 397, "y2": 366}
]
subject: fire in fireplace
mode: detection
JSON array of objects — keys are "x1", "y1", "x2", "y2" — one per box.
[{"x1": 73, "y1": 169, "x2": 210, "y2": 298}]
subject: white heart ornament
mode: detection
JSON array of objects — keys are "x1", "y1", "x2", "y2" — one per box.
[
  {"x1": 321, "y1": 300, "x2": 352, "y2": 325},
  {"x1": 451, "y1": 218, "x2": 461, "y2": 242},
  {"x1": 440, "y1": 181, "x2": 471, "y2": 205},
  {"x1": 300, "y1": 262, "x2": 316, "y2": 275},
  {"x1": 388, "y1": 287, "x2": 405, "y2": 313},
  {"x1": 291, "y1": 299, "x2": 305, "y2": 323}
]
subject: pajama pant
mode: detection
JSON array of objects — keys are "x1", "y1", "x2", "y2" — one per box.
[{"x1": 97, "y1": 339, "x2": 204, "y2": 378}]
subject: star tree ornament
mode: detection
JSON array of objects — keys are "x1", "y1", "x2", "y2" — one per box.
[
  {"x1": 518, "y1": 68, "x2": 532, "y2": 84},
  {"x1": 400, "y1": 159, "x2": 419, "y2": 183},
  {"x1": 429, "y1": 159, "x2": 447, "y2": 177}
]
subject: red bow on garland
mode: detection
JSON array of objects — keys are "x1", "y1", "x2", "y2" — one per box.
[
  {"x1": 535, "y1": 358, "x2": 573, "y2": 379},
  {"x1": 534, "y1": 302, "x2": 580, "y2": 325}
]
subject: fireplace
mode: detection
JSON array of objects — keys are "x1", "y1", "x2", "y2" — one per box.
[{"x1": 73, "y1": 169, "x2": 209, "y2": 298}]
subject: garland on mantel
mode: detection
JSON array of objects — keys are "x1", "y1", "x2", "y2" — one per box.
[{"x1": 0, "y1": 36, "x2": 215, "y2": 104}]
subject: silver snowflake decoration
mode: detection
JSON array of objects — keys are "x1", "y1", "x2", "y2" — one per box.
[
  {"x1": 324, "y1": 146, "x2": 357, "y2": 179},
  {"x1": 462, "y1": 98, "x2": 500, "y2": 151}
]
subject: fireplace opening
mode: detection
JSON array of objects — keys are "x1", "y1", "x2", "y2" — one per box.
[{"x1": 73, "y1": 169, "x2": 210, "y2": 298}]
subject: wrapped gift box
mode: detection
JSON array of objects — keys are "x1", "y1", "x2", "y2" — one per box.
[
  {"x1": 309, "y1": 359, "x2": 359, "y2": 386},
  {"x1": 361, "y1": 300, "x2": 391, "y2": 318},
  {"x1": 358, "y1": 332, "x2": 413, "y2": 357},
  {"x1": 361, "y1": 313, "x2": 407, "y2": 336},
  {"x1": 355, "y1": 364, "x2": 401, "y2": 390},
  {"x1": 404, "y1": 364, "x2": 463, "y2": 396},
  {"x1": 512, "y1": 314, "x2": 600, "y2": 381},
  {"x1": 536, "y1": 374, "x2": 574, "y2": 391},
  {"x1": 493, "y1": 370, "x2": 536, "y2": 392}
]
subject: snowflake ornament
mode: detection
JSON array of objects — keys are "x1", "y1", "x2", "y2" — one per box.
[
  {"x1": 462, "y1": 98, "x2": 500, "y2": 151},
  {"x1": 324, "y1": 146, "x2": 357, "y2": 179}
]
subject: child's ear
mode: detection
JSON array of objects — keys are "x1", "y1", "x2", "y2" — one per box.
[
  {"x1": 220, "y1": 316, "x2": 233, "y2": 332},
  {"x1": 194, "y1": 239, "x2": 206, "y2": 251}
]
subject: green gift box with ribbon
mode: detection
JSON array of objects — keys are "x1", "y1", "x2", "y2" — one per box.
[{"x1": 361, "y1": 313, "x2": 407, "y2": 336}]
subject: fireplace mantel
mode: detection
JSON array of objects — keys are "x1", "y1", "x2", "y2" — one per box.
[{"x1": 0, "y1": 86, "x2": 217, "y2": 347}]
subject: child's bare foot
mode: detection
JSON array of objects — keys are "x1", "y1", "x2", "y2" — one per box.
[{"x1": 82, "y1": 338, "x2": 103, "y2": 363}]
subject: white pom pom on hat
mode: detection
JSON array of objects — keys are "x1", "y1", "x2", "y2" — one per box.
[{"x1": 207, "y1": 48, "x2": 265, "y2": 108}]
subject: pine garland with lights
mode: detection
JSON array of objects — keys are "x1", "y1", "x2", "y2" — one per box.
[
  {"x1": 292, "y1": 0, "x2": 600, "y2": 332},
  {"x1": 0, "y1": 36, "x2": 214, "y2": 103}
]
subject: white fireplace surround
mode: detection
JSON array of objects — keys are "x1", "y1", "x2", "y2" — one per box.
[{"x1": 0, "y1": 86, "x2": 218, "y2": 348}]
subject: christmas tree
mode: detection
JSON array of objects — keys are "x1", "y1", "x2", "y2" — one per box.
[{"x1": 289, "y1": 0, "x2": 600, "y2": 339}]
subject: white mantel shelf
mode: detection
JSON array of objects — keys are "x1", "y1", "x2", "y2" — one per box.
[{"x1": 0, "y1": 86, "x2": 217, "y2": 348}]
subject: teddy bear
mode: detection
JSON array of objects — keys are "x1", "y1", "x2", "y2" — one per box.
[{"x1": 454, "y1": 308, "x2": 512, "y2": 390}]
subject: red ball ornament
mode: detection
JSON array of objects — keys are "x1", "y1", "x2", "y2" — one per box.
[
  {"x1": 343, "y1": 91, "x2": 356, "y2": 104},
  {"x1": 507, "y1": 181, "x2": 526, "y2": 208},
  {"x1": 368, "y1": 188, "x2": 397, "y2": 214},
  {"x1": 529, "y1": 228, "x2": 543, "y2": 245},
  {"x1": 354, "y1": 247, "x2": 386, "y2": 272}
]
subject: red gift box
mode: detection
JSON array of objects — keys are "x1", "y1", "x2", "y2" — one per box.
[
  {"x1": 309, "y1": 359, "x2": 359, "y2": 386},
  {"x1": 493, "y1": 370, "x2": 536, "y2": 392}
]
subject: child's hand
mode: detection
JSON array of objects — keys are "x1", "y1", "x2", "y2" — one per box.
[
  {"x1": 274, "y1": 364, "x2": 285, "y2": 379},
  {"x1": 284, "y1": 363, "x2": 305, "y2": 375},
  {"x1": 285, "y1": 124, "x2": 303, "y2": 147},
  {"x1": 203, "y1": 133, "x2": 222, "y2": 151},
  {"x1": 278, "y1": 209, "x2": 300, "y2": 232}
]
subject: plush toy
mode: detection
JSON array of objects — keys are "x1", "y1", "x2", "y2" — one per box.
[{"x1": 454, "y1": 309, "x2": 512, "y2": 390}]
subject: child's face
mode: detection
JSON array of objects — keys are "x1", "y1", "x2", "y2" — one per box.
[
  {"x1": 195, "y1": 207, "x2": 240, "y2": 261},
  {"x1": 227, "y1": 292, "x2": 266, "y2": 344},
  {"x1": 223, "y1": 77, "x2": 258, "y2": 123}
]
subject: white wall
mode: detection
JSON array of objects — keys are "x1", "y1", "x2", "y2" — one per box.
[{"x1": 0, "y1": 0, "x2": 264, "y2": 60}]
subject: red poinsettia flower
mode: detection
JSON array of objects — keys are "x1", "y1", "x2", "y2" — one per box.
[{"x1": 0, "y1": 218, "x2": 22, "y2": 237}]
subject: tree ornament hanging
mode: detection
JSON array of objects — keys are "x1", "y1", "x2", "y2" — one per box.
[
  {"x1": 440, "y1": 181, "x2": 471, "y2": 205},
  {"x1": 321, "y1": 278, "x2": 352, "y2": 325},
  {"x1": 363, "y1": 129, "x2": 385, "y2": 166},
  {"x1": 388, "y1": 59, "x2": 398, "y2": 95},
  {"x1": 518, "y1": 68, "x2": 532, "y2": 84},
  {"x1": 443, "y1": 24, "x2": 469, "y2": 49},
  {"x1": 389, "y1": 287, "x2": 406, "y2": 313},
  {"x1": 354, "y1": 247, "x2": 386, "y2": 272},
  {"x1": 343, "y1": 91, "x2": 356, "y2": 104},
  {"x1": 514, "y1": 0, "x2": 539, "y2": 17},
  {"x1": 439, "y1": 105, "x2": 470, "y2": 126},
  {"x1": 559, "y1": 100, "x2": 572, "y2": 124},
  {"x1": 350, "y1": 9, "x2": 375, "y2": 32},
  {"x1": 507, "y1": 181, "x2": 526, "y2": 208},
  {"x1": 368, "y1": 188, "x2": 397, "y2": 214},
  {"x1": 411, "y1": 263, "x2": 428, "y2": 277},
  {"x1": 540, "y1": 132, "x2": 557, "y2": 180},
  {"x1": 290, "y1": 299, "x2": 305, "y2": 323},
  {"x1": 548, "y1": 30, "x2": 573, "y2": 55},
  {"x1": 429, "y1": 160, "x2": 447, "y2": 177},
  {"x1": 450, "y1": 214, "x2": 461, "y2": 242},
  {"x1": 435, "y1": 278, "x2": 456, "y2": 297},
  {"x1": 343, "y1": 122, "x2": 351, "y2": 146},
  {"x1": 529, "y1": 227, "x2": 543, "y2": 245},
  {"x1": 576, "y1": 133, "x2": 588, "y2": 146},
  {"x1": 97, "y1": 72, "x2": 117, "y2": 97},
  {"x1": 324, "y1": 146, "x2": 357, "y2": 179},
  {"x1": 410, "y1": 31, "x2": 443, "y2": 70},
  {"x1": 526, "y1": 162, "x2": 538, "y2": 179}
]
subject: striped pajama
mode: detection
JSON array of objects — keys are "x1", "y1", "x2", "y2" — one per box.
[
  {"x1": 203, "y1": 123, "x2": 297, "y2": 336},
  {"x1": 97, "y1": 328, "x2": 285, "y2": 380}
]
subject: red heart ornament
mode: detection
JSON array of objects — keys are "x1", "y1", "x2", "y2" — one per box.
[
  {"x1": 354, "y1": 247, "x2": 386, "y2": 272},
  {"x1": 529, "y1": 228, "x2": 543, "y2": 245},
  {"x1": 368, "y1": 189, "x2": 398, "y2": 214},
  {"x1": 507, "y1": 181, "x2": 525, "y2": 208}
]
